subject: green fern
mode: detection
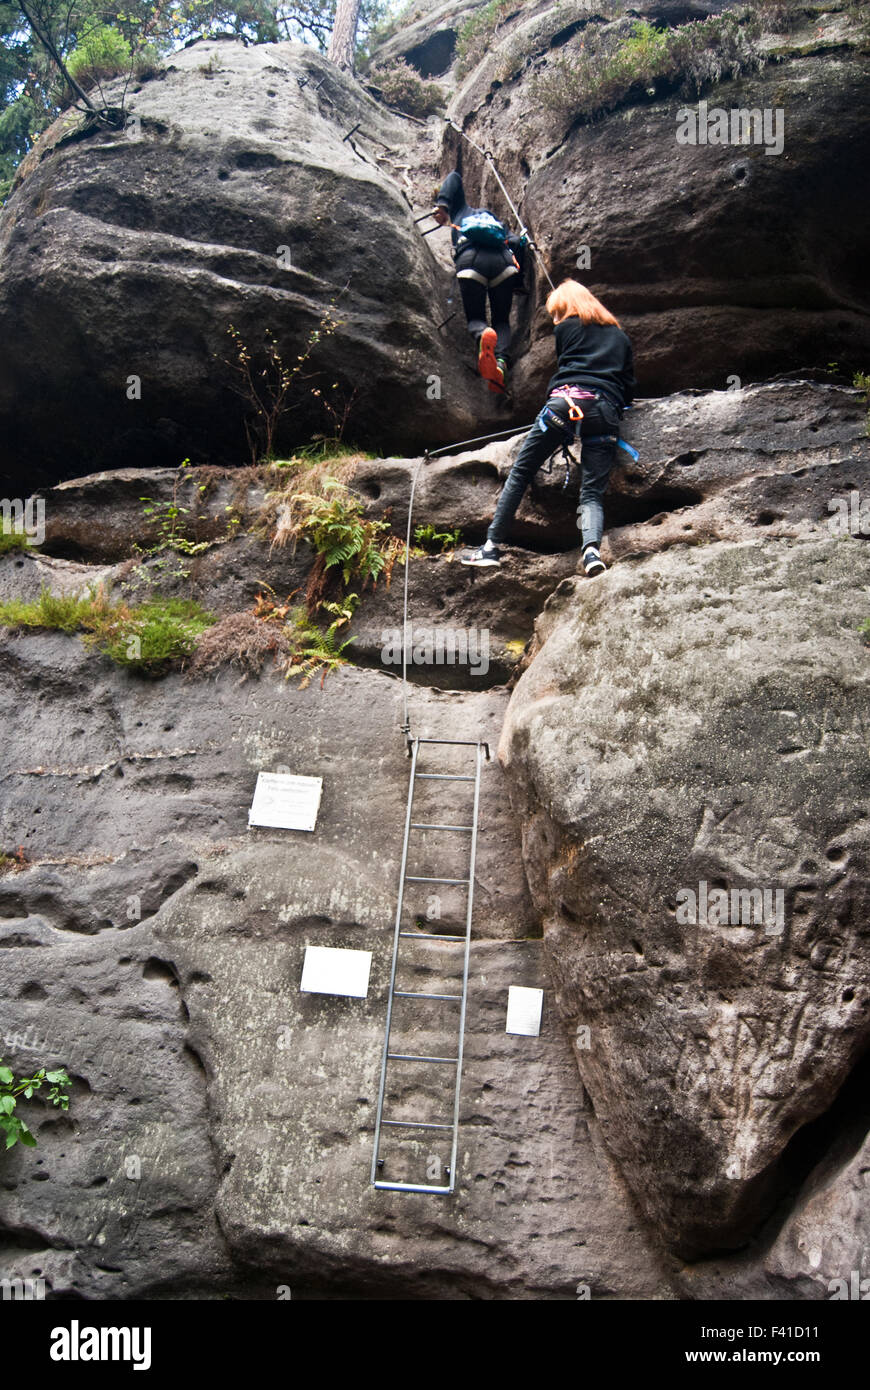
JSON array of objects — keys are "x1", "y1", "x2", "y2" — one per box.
[
  {"x1": 284, "y1": 605, "x2": 356, "y2": 688},
  {"x1": 295, "y1": 482, "x2": 390, "y2": 586}
]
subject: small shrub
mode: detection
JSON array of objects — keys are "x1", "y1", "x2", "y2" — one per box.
[
  {"x1": 0, "y1": 1061, "x2": 71, "y2": 1150},
  {"x1": 414, "y1": 523, "x2": 462, "y2": 552},
  {"x1": 372, "y1": 60, "x2": 444, "y2": 117},
  {"x1": 456, "y1": 0, "x2": 520, "y2": 77},
  {"x1": 66, "y1": 24, "x2": 132, "y2": 90},
  {"x1": 859, "y1": 617, "x2": 870, "y2": 644},
  {"x1": 532, "y1": 13, "x2": 764, "y2": 124},
  {"x1": 226, "y1": 304, "x2": 347, "y2": 465}
]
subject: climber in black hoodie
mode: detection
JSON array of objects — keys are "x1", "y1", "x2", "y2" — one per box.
[
  {"x1": 431, "y1": 169, "x2": 525, "y2": 392},
  {"x1": 459, "y1": 280, "x2": 636, "y2": 578}
]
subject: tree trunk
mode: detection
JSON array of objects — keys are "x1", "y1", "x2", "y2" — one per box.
[{"x1": 328, "y1": 0, "x2": 362, "y2": 72}]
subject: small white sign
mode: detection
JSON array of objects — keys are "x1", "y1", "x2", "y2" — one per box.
[
  {"x1": 300, "y1": 946, "x2": 372, "y2": 999},
  {"x1": 248, "y1": 772, "x2": 323, "y2": 832},
  {"x1": 506, "y1": 986, "x2": 544, "y2": 1037}
]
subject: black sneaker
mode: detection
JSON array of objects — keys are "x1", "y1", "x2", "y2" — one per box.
[
  {"x1": 582, "y1": 545, "x2": 606, "y2": 577},
  {"x1": 459, "y1": 544, "x2": 501, "y2": 568}
]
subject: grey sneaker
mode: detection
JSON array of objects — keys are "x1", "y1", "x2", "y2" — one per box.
[
  {"x1": 582, "y1": 545, "x2": 606, "y2": 577},
  {"x1": 459, "y1": 544, "x2": 501, "y2": 568}
]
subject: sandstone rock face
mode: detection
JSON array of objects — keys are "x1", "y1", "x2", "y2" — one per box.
[
  {"x1": 0, "y1": 39, "x2": 485, "y2": 488},
  {"x1": 0, "y1": 636, "x2": 668, "y2": 1298},
  {"x1": 3, "y1": 1, "x2": 870, "y2": 1301},
  {"x1": 500, "y1": 534, "x2": 870, "y2": 1257},
  {"x1": 2, "y1": 374, "x2": 869, "y2": 1294}
]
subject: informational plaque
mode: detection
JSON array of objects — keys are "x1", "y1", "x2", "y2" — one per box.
[
  {"x1": 248, "y1": 773, "x2": 323, "y2": 832},
  {"x1": 506, "y1": 986, "x2": 544, "y2": 1037},
  {"x1": 300, "y1": 946, "x2": 372, "y2": 999}
]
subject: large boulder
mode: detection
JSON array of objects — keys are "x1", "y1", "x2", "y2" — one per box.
[
  {"x1": 0, "y1": 39, "x2": 486, "y2": 489},
  {"x1": 500, "y1": 534, "x2": 870, "y2": 1256}
]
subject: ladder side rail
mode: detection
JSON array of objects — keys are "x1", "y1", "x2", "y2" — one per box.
[
  {"x1": 446, "y1": 742, "x2": 485, "y2": 1192},
  {"x1": 370, "y1": 737, "x2": 421, "y2": 1185}
]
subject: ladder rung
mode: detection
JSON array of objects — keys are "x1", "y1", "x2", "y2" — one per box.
[
  {"x1": 405, "y1": 876, "x2": 469, "y2": 885},
  {"x1": 417, "y1": 739, "x2": 485, "y2": 746},
  {"x1": 387, "y1": 1053, "x2": 459, "y2": 1064},
  {"x1": 398, "y1": 931, "x2": 465, "y2": 941},
  {"x1": 394, "y1": 990, "x2": 461, "y2": 1001},
  {"x1": 416, "y1": 774, "x2": 475, "y2": 781},
  {"x1": 382, "y1": 1120, "x2": 453, "y2": 1130},
  {"x1": 410, "y1": 822, "x2": 474, "y2": 832},
  {"x1": 374, "y1": 1181, "x2": 452, "y2": 1194}
]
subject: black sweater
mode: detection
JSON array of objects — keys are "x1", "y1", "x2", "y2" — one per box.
[{"x1": 547, "y1": 317, "x2": 636, "y2": 411}]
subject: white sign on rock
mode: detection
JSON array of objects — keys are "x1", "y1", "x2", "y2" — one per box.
[
  {"x1": 300, "y1": 946, "x2": 372, "y2": 999},
  {"x1": 248, "y1": 773, "x2": 323, "y2": 832},
  {"x1": 506, "y1": 986, "x2": 544, "y2": 1037}
]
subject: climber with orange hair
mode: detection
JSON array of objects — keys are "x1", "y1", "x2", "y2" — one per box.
[{"x1": 459, "y1": 279, "x2": 635, "y2": 577}]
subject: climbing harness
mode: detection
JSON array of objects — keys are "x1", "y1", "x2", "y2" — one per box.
[{"x1": 443, "y1": 118, "x2": 556, "y2": 292}]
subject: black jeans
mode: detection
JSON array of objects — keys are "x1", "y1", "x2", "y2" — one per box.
[
  {"x1": 458, "y1": 277, "x2": 515, "y2": 358},
  {"x1": 487, "y1": 395, "x2": 621, "y2": 548}
]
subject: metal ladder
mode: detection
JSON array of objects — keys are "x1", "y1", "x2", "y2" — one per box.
[{"x1": 371, "y1": 737, "x2": 489, "y2": 1194}]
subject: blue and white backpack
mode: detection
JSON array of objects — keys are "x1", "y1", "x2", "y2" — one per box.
[{"x1": 457, "y1": 211, "x2": 508, "y2": 248}]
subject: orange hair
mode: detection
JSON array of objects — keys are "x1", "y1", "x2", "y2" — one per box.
[{"x1": 546, "y1": 280, "x2": 620, "y2": 327}]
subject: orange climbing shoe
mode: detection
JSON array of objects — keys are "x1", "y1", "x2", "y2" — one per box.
[{"x1": 477, "y1": 328, "x2": 504, "y2": 393}]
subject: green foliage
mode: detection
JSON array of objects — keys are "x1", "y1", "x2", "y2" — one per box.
[
  {"x1": 456, "y1": 0, "x2": 520, "y2": 78},
  {"x1": 859, "y1": 617, "x2": 870, "y2": 644},
  {"x1": 414, "y1": 522, "x2": 461, "y2": 552},
  {"x1": 139, "y1": 462, "x2": 213, "y2": 558},
  {"x1": 0, "y1": 1060, "x2": 71, "y2": 1150},
  {"x1": 269, "y1": 438, "x2": 374, "y2": 469},
  {"x1": 283, "y1": 603, "x2": 355, "y2": 687},
  {"x1": 0, "y1": 520, "x2": 31, "y2": 553},
  {"x1": 371, "y1": 58, "x2": 443, "y2": 116},
  {"x1": 0, "y1": 588, "x2": 93, "y2": 630},
  {"x1": 532, "y1": 12, "x2": 764, "y2": 124},
  {"x1": 84, "y1": 596, "x2": 215, "y2": 670},
  {"x1": 295, "y1": 479, "x2": 390, "y2": 586},
  {"x1": 65, "y1": 21, "x2": 131, "y2": 86},
  {"x1": 0, "y1": 586, "x2": 216, "y2": 673}
]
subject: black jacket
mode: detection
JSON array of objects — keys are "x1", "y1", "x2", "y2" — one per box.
[
  {"x1": 547, "y1": 317, "x2": 636, "y2": 411},
  {"x1": 435, "y1": 170, "x2": 520, "y2": 279}
]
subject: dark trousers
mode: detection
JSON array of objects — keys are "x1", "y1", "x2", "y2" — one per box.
[
  {"x1": 487, "y1": 395, "x2": 621, "y2": 548},
  {"x1": 459, "y1": 277, "x2": 515, "y2": 359}
]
